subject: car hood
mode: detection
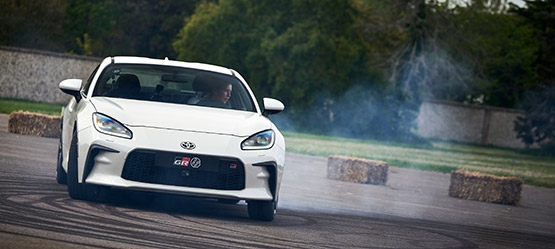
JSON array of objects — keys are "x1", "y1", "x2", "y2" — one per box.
[{"x1": 90, "y1": 98, "x2": 272, "y2": 137}]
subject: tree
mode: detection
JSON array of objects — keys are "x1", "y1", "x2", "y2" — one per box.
[
  {"x1": 63, "y1": 0, "x2": 117, "y2": 55},
  {"x1": 0, "y1": 0, "x2": 199, "y2": 57},
  {"x1": 383, "y1": 0, "x2": 539, "y2": 108},
  {"x1": 512, "y1": 0, "x2": 555, "y2": 154},
  {"x1": 442, "y1": 2, "x2": 540, "y2": 107},
  {"x1": 511, "y1": 0, "x2": 555, "y2": 83},
  {"x1": 514, "y1": 85, "x2": 555, "y2": 155},
  {"x1": 65, "y1": 0, "x2": 200, "y2": 57},
  {"x1": 0, "y1": 0, "x2": 68, "y2": 52}
]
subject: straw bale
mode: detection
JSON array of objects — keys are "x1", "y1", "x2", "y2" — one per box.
[
  {"x1": 8, "y1": 111, "x2": 61, "y2": 138},
  {"x1": 327, "y1": 155, "x2": 388, "y2": 185},
  {"x1": 448, "y1": 169, "x2": 522, "y2": 205}
]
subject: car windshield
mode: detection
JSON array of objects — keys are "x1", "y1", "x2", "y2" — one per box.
[{"x1": 91, "y1": 64, "x2": 256, "y2": 112}]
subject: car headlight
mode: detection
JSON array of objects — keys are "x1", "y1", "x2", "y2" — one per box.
[
  {"x1": 241, "y1": 130, "x2": 275, "y2": 150},
  {"x1": 92, "y1": 113, "x2": 133, "y2": 139}
]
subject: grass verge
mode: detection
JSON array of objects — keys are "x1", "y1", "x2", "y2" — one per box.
[
  {"x1": 283, "y1": 131, "x2": 555, "y2": 189},
  {"x1": 0, "y1": 98, "x2": 63, "y2": 116}
]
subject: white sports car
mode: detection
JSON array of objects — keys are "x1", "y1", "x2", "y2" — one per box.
[{"x1": 56, "y1": 56, "x2": 285, "y2": 221}]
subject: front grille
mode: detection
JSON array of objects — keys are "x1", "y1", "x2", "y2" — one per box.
[{"x1": 121, "y1": 150, "x2": 245, "y2": 190}]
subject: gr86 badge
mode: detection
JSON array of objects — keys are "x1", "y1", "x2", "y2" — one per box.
[{"x1": 174, "y1": 156, "x2": 201, "y2": 168}]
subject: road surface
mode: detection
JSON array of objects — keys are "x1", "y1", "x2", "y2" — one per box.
[{"x1": 1, "y1": 114, "x2": 554, "y2": 248}]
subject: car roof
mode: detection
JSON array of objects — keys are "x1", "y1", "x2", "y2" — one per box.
[{"x1": 108, "y1": 56, "x2": 233, "y2": 76}]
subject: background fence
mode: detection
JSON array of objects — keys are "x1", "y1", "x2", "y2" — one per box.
[
  {"x1": 0, "y1": 46, "x2": 100, "y2": 104},
  {"x1": 417, "y1": 99, "x2": 527, "y2": 149}
]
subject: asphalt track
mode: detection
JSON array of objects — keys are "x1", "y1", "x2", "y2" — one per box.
[{"x1": 1, "y1": 114, "x2": 554, "y2": 248}]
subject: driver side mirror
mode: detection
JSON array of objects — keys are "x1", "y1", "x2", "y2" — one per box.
[
  {"x1": 262, "y1": 98, "x2": 285, "y2": 117},
  {"x1": 59, "y1": 79, "x2": 83, "y2": 102}
]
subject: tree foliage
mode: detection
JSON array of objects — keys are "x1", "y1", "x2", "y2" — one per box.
[
  {"x1": 512, "y1": 0, "x2": 555, "y2": 83},
  {"x1": 64, "y1": 0, "x2": 200, "y2": 57},
  {"x1": 439, "y1": 2, "x2": 540, "y2": 107},
  {"x1": 1, "y1": 0, "x2": 199, "y2": 57},
  {"x1": 174, "y1": 0, "x2": 372, "y2": 102},
  {"x1": 0, "y1": 0, "x2": 68, "y2": 51},
  {"x1": 511, "y1": 0, "x2": 555, "y2": 153},
  {"x1": 514, "y1": 86, "x2": 555, "y2": 151}
]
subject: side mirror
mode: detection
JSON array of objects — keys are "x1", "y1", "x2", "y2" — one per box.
[
  {"x1": 59, "y1": 79, "x2": 83, "y2": 102},
  {"x1": 262, "y1": 98, "x2": 285, "y2": 116}
]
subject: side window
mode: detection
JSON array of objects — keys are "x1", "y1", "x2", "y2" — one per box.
[
  {"x1": 81, "y1": 64, "x2": 100, "y2": 96},
  {"x1": 92, "y1": 66, "x2": 120, "y2": 97}
]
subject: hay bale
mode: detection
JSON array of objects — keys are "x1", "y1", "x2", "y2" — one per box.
[
  {"x1": 327, "y1": 155, "x2": 388, "y2": 185},
  {"x1": 448, "y1": 169, "x2": 522, "y2": 205},
  {"x1": 8, "y1": 111, "x2": 61, "y2": 138}
]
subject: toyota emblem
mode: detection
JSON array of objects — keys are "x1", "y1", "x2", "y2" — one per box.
[{"x1": 180, "y1": 141, "x2": 196, "y2": 150}]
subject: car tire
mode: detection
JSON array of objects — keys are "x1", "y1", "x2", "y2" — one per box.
[
  {"x1": 67, "y1": 128, "x2": 105, "y2": 202},
  {"x1": 247, "y1": 200, "x2": 276, "y2": 221},
  {"x1": 56, "y1": 135, "x2": 67, "y2": 184}
]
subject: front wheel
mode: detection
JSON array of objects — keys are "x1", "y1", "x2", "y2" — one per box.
[
  {"x1": 56, "y1": 136, "x2": 67, "y2": 184},
  {"x1": 67, "y1": 128, "x2": 106, "y2": 201},
  {"x1": 247, "y1": 200, "x2": 277, "y2": 221}
]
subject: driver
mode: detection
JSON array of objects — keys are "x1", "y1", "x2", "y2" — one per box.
[{"x1": 197, "y1": 81, "x2": 232, "y2": 109}]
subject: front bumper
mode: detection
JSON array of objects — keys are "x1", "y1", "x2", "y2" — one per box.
[{"x1": 78, "y1": 126, "x2": 283, "y2": 201}]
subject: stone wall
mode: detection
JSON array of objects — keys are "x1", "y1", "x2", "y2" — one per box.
[
  {"x1": 0, "y1": 46, "x2": 101, "y2": 104},
  {"x1": 416, "y1": 99, "x2": 528, "y2": 149}
]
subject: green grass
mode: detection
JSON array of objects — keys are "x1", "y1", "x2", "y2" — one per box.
[
  {"x1": 0, "y1": 98, "x2": 63, "y2": 116},
  {"x1": 283, "y1": 131, "x2": 555, "y2": 188}
]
